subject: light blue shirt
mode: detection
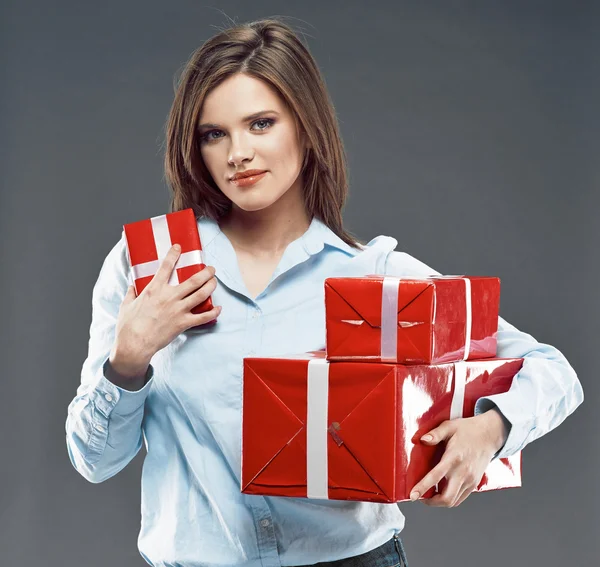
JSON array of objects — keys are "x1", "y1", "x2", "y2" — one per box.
[{"x1": 66, "y1": 215, "x2": 583, "y2": 567}]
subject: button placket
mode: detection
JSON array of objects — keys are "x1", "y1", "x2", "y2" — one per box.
[
  {"x1": 245, "y1": 302, "x2": 263, "y2": 357},
  {"x1": 247, "y1": 496, "x2": 280, "y2": 566}
]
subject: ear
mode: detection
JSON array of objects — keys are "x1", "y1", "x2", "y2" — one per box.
[{"x1": 301, "y1": 129, "x2": 312, "y2": 150}]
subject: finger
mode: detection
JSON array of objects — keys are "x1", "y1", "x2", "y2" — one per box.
[
  {"x1": 152, "y1": 244, "x2": 182, "y2": 285},
  {"x1": 181, "y1": 276, "x2": 218, "y2": 310},
  {"x1": 184, "y1": 304, "x2": 222, "y2": 329},
  {"x1": 410, "y1": 460, "x2": 450, "y2": 501},
  {"x1": 422, "y1": 493, "x2": 451, "y2": 507},
  {"x1": 421, "y1": 420, "x2": 456, "y2": 445},
  {"x1": 177, "y1": 265, "x2": 216, "y2": 298},
  {"x1": 453, "y1": 483, "x2": 477, "y2": 508},
  {"x1": 422, "y1": 474, "x2": 464, "y2": 508}
]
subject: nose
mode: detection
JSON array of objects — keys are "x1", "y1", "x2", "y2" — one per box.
[{"x1": 227, "y1": 133, "x2": 254, "y2": 167}]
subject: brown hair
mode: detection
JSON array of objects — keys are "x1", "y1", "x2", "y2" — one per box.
[{"x1": 164, "y1": 17, "x2": 363, "y2": 249}]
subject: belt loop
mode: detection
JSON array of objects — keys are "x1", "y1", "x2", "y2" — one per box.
[{"x1": 393, "y1": 533, "x2": 408, "y2": 567}]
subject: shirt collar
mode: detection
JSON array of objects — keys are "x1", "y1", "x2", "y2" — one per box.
[
  {"x1": 197, "y1": 215, "x2": 361, "y2": 258},
  {"x1": 302, "y1": 216, "x2": 363, "y2": 256}
]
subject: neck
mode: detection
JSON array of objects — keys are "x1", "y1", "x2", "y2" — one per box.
[{"x1": 219, "y1": 185, "x2": 312, "y2": 259}]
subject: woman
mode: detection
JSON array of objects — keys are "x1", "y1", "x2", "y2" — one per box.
[{"x1": 66, "y1": 17, "x2": 583, "y2": 567}]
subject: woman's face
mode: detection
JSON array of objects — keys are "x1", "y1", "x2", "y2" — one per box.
[{"x1": 198, "y1": 73, "x2": 308, "y2": 213}]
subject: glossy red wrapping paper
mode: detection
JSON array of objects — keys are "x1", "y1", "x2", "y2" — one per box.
[
  {"x1": 324, "y1": 275, "x2": 501, "y2": 364},
  {"x1": 123, "y1": 208, "x2": 214, "y2": 319},
  {"x1": 241, "y1": 351, "x2": 523, "y2": 503}
]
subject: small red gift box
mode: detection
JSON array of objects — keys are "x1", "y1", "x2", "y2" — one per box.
[
  {"x1": 325, "y1": 275, "x2": 500, "y2": 364},
  {"x1": 241, "y1": 351, "x2": 522, "y2": 503},
  {"x1": 123, "y1": 208, "x2": 214, "y2": 319}
]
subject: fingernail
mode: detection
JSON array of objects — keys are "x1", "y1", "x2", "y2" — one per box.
[
  {"x1": 421, "y1": 434, "x2": 433, "y2": 442},
  {"x1": 173, "y1": 244, "x2": 181, "y2": 252},
  {"x1": 410, "y1": 491, "x2": 420, "y2": 501}
]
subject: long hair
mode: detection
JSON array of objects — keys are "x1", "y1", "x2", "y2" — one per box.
[{"x1": 164, "y1": 17, "x2": 363, "y2": 249}]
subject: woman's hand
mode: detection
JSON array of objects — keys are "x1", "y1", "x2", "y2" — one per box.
[
  {"x1": 409, "y1": 409, "x2": 509, "y2": 507},
  {"x1": 111, "y1": 244, "x2": 222, "y2": 369}
]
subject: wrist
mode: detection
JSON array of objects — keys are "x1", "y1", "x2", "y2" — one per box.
[
  {"x1": 107, "y1": 346, "x2": 152, "y2": 391},
  {"x1": 479, "y1": 407, "x2": 509, "y2": 454},
  {"x1": 110, "y1": 340, "x2": 152, "y2": 372}
]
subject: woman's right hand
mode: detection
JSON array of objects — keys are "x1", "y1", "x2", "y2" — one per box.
[{"x1": 111, "y1": 244, "x2": 221, "y2": 373}]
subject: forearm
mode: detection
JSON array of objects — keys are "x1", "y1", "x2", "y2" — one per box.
[
  {"x1": 66, "y1": 232, "x2": 155, "y2": 483},
  {"x1": 66, "y1": 355, "x2": 154, "y2": 483},
  {"x1": 474, "y1": 316, "x2": 584, "y2": 459}
]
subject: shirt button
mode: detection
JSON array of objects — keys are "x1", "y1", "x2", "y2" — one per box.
[
  {"x1": 95, "y1": 424, "x2": 105, "y2": 432},
  {"x1": 104, "y1": 394, "x2": 113, "y2": 402},
  {"x1": 260, "y1": 519, "x2": 270, "y2": 528}
]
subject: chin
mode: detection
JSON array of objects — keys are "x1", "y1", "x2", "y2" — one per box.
[
  {"x1": 235, "y1": 203, "x2": 273, "y2": 213},
  {"x1": 229, "y1": 192, "x2": 284, "y2": 213}
]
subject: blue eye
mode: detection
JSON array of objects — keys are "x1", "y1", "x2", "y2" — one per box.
[
  {"x1": 200, "y1": 117, "x2": 275, "y2": 143},
  {"x1": 201, "y1": 130, "x2": 224, "y2": 143},
  {"x1": 251, "y1": 118, "x2": 275, "y2": 131}
]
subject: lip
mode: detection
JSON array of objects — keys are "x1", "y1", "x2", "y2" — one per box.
[
  {"x1": 230, "y1": 169, "x2": 268, "y2": 181},
  {"x1": 230, "y1": 171, "x2": 268, "y2": 187}
]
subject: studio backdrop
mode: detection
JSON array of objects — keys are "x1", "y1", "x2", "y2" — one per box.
[{"x1": 1, "y1": 1, "x2": 597, "y2": 566}]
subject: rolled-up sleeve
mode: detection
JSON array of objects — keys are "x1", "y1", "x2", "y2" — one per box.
[
  {"x1": 65, "y1": 231, "x2": 155, "y2": 483},
  {"x1": 383, "y1": 250, "x2": 584, "y2": 460}
]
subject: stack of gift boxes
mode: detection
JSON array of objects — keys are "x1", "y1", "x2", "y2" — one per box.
[
  {"x1": 122, "y1": 209, "x2": 523, "y2": 504},
  {"x1": 241, "y1": 273, "x2": 524, "y2": 503}
]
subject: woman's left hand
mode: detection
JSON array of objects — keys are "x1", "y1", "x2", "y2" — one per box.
[{"x1": 409, "y1": 408, "x2": 509, "y2": 508}]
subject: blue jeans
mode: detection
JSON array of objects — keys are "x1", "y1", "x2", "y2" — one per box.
[{"x1": 292, "y1": 534, "x2": 409, "y2": 567}]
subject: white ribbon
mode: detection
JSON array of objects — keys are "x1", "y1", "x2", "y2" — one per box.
[
  {"x1": 449, "y1": 361, "x2": 468, "y2": 419},
  {"x1": 129, "y1": 215, "x2": 204, "y2": 286},
  {"x1": 431, "y1": 360, "x2": 468, "y2": 495},
  {"x1": 380, "y1": 276, "x2": 472, "y2": 362},
  {"x1": 306, "y1": 358, "x2": 330, "y2": 499},
  {"x1": 304, "y1": 358, "x2": 468, "y2": 499},
  {"x1": 381, "y1": 277, "x2": 401, "y2": 361},
  {"x1": 459, "y1": 277, "x2": 472, "y2": 361}
]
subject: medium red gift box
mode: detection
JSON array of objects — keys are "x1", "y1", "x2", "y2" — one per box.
[
  {"x1": 325, "y1": 275, "x2": 500, "y2": 364},
  {"x1": 241, "y1": 351, "x2": 522, "y2": 503},
  {"x1": 123, "y1": 208, "x2": 214, "y2": 318}
]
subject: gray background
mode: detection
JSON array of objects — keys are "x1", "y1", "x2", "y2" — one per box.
[{"x1": 1, "y1": 1, "x2": 597, "y2": 565}]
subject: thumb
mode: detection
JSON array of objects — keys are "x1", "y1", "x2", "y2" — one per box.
[
  {"x1": 123, "y1": 285, "x2": 136, "y2": 304},
  {"x1": 421, "y1": 420, "x2": 454, "y2": 445}
]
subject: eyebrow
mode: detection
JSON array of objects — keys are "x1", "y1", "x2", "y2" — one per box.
[{"x1": 198, "y1": 109, "x2": 280, "y2": 130}]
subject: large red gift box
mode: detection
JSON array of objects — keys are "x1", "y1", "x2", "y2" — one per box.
[
  {"x1": 123, "y1": 208, "x2": 214, "y2": 319},
  {"x1": 241, "y1": 351, "x2": 522, "y2": 503},
  {"x1": 325, "y1": 275, "x2": 500, "y2": 364}
]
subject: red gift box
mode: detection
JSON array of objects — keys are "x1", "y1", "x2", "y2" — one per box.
[
  {"x1": 241, "y1": 351, "x2": 522, "y2": 503},
  {"x1": 123, "y1": 208, "x2": 214, "y2": 319},
  {"x1": 325, "y1": 275, "x2": 500, "y2": 364}
]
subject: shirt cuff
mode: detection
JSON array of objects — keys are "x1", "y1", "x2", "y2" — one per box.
[
  {"x1": 474, "y1": 395, "x2": 534, "y2": 460},
  {"x1": 88, "y1": 358, "x2": 155, "y2": 418}
]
